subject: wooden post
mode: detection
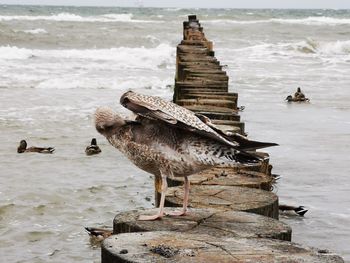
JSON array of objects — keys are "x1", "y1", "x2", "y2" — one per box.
[
  {"x1": 112, "y1": 208, "x2": 291, "y2": 241},
  {"x1": 102, "y1": 231, "x2": 344, "y2": 263}
]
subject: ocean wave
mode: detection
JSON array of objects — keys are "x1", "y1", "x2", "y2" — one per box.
[
  {"x1": 205, "y1": 16, "x2": 350, "y2": 26},
  {"x1": 0, "y1": 44, "x2": 175, "y2": 90},
  {"x1": 165, "y1": 8, "x2": 182, "y2": 12},
  {"x1": 295, "y1": 39, "x2": 350, "y2": 55},
  {"x1": 100, "y1": 13, "x2": 133, "y2": 21},
  {"x1": 23, "y1": 28, "x2": 48, "y2": 34},
  {"x1": 219, "y1": 39, "x2": 350, "y2": 62},
  {"x1": 0, "y1": 12, "x2": 153, "y2": 23},
  {"x1": 0, "y1": 46, "x2": 34, "y2": 59},
  {"x1": 26, "y1": 75, "x2": 174, "y2": 91},
  {"x1": 271, "y1": 16, "x2": 350, "y2": 26},
  {"x1": 0, "y1": 44, "x2": 175, "y2": 64}
]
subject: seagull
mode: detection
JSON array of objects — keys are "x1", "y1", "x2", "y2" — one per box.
[
  {"x1": 17, "y1": 140, "x2": 55, "y2": 154},
  {"x1": 95, "y1": 91, "x2": 277, "y2": 220}
]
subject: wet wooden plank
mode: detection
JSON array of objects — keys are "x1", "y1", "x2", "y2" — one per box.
[
  {"x1": 180, "y1": 93, "x2": 237, "y2": 100},
  {"x1": 164, "y1": 185, "x2": 279, "y2": 219},
  {"x1": 176, "y1": 98, "x2": 236, "y2": 109},
  {"x1": 102, "y1": 231, "x2": 344, "y2": 263},
  {"x1": 178, "y1": 61, "x2": 221, "y2": 67},
  {"x1": 184, "y1": 69, "x2": 227, "y2": 75},
  {"x1": 193, "y1": 111, "x2": 240, "y2": 121},
  {"x1": 113, "y1": 208, "x2": 291, "y2": 241},
  {"x1": 175, "y1": 82, "x2": 228, "y2": 88},
  {"x1": 167, "y1": 167, "x2": 272, "y2": 191},
  {"x1": 178, "y1": 55, "x2": 218, "y2": 63},
  {"x1": 184, "y1": 71, "x2": 228, "y2": 81},
  {"x1": 211, "y1": 120, "x2": 244, "y2": 131},
  {"x1": 183, "y1": 104, "x2": 237, "y2": 114}
]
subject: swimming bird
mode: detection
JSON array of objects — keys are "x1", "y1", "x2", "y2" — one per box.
[
  {"x1": 17, "y1": 140, "x2": 55, "y2": 154},
  {"x1": 85, "y1": 227, "x2": 112, "y2": 242},
  {"x1": 279, "y1": 205, "x2": 308, "y2": 216},
  {"x1": 95, "y1": 91, "x2": 278, "y2": 220},
  {"x1": 85, "y1": 138, "x2": 101, "y2": 156},
  {"x1": 285, "y1": 95, "x2": 310, "y2": 102}
]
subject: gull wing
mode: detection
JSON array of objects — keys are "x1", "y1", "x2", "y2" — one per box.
[
  {"x1": 195, "y1": 113, "x2": 278, "y2": 151},
  {"x1": 119, "y1": 91, "x2": 239, "y2": 147}
]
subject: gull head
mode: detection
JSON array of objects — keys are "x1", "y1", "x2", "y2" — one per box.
[{"x1": 95, "y1": 107, "x2": 126, "y2": 137}]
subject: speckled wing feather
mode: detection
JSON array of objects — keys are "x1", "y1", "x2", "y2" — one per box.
[{"x1": 120, "y1": 91, "x2": 239, "y2": 147}]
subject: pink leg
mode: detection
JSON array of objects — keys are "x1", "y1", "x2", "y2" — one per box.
[
  {"x1": 138, "y1": 175, "x2": 167, "y2": 221},
  {"x1": 167, "y1": 176, "x2": 190, "y2": 216}
]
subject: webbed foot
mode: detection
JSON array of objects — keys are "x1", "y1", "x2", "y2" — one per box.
[
  {"x1": 138, "y1": 213, "x2": 164, "y2": 221},
  {"x1": 166, "y1": 209, "x2": 187, "y2": 217}
]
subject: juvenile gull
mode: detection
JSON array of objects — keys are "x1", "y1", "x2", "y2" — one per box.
[{"x1": 95, "y1": 91, "x2": 277, "y2": 220}]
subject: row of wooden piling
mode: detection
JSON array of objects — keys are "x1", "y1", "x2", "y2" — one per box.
[{"x1": 101, "y1": 15, "x2": 344, "y2": 262}]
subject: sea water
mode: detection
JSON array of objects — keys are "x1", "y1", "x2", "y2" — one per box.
[{"x1": 0, "y1": 6, "x2": 349, "y2": 262}]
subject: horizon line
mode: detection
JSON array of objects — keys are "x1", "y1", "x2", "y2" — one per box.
[{"x1": 0, "y1": 4, "x2": 349, "y2": 10}]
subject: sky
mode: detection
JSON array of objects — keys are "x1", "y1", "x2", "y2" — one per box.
[{"x1": 0, "y1": 0, "x2": 349, "y2": 9}]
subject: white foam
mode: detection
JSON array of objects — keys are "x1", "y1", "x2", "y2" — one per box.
[
  {"x1": 0, "y1": 44, "x2": 175, "y2": 66},
  {"x1": 100, "y1": 13, "x2": 133, "y2": 21},
  {"x1": 294, "y1": 39, "x2": 350, "y2": 55},
  {"x1": 271, "y1": 16, "x2": 350, "y2": 26},
  {"x1": 165, "y1": 8, "x2": 182, "y2": 12},
  {"x1": 221, "y1": 38, "x2": 350, "y2": 60},
  {"x1": 0, "y1": 12, "x2": 152, "y2": 23},
  {"x1": 32, "y1": 75, "x2": 174, "y2": 91},
  {"x1": 205, "y1": 16, "x2": 350, "y2": 26},
  {"x1": 0, "y1": 44, "x2": 175, "y2": 90},
  {"x1": 23, "y1": 28, "x2": 48, "y2": 34},
  {"x1": 0, "y1": 46, "x2": 34, "y2": 60}
]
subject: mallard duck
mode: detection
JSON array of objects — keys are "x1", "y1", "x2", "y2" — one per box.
[
  {"x1": 17, "y1": 140, "x2": 55, "y2": 154},
  {"x1": 94, "y1": 90, "x2": 278, "y2": 220},
  {"x1": 285, "y1": 95, "x2": 310, "y2": 102},
  {"x1": 85, "y1": 138, "x2": 101, "y2": 155},
  {"x1": 85, "y1": 227, "x2": 112, "y2": 242},
  {"x1": 279, "y1": 205, "x2": 308, "y2": 216}
]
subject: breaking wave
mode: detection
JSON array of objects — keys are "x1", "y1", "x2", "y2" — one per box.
[
  {"x1": 295, "y1": 39, "x2": 350, "y2": 55},
  {"x1": 0, "y1": 13, "x2": 153, "y2": 23},
  {"x1": 205, "y1": 16, "x2": 350, "y2": 26},
  {"x1": 0, "y1": 44, "x2": 175, "y2": 65},
  {"x1": 23, "y1": 28, "x2": 48, "y2": 34},
  {"x1": 0, "y1": 44, "x2": 175, "y2": 90}
]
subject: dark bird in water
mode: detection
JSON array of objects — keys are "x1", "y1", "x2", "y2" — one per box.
[
  {"x1": 85, "y1": 138, "x2": 101, "y2": 156},
  {"x1": 279, "y1": 205, "x2": 308, "y2": 216},
  {"x1": 95, "y1": 91, "x2": 278, "y2": 220},
  {"x1": 285, "y1": 95, "x2": 310, "y2": 102},
  {"x1": 17, "y1": 140, "x2": 55, "y2": 154},
  {"x1": 85, "y1": 227, "x2": 112, "y2": 241}
]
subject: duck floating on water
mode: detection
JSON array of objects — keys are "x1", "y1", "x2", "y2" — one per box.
[
  {"x1": 85, "y1": 138, "x2": 101, "y2": 156},
  {"x1": 279, "y1": 205, "x2": 308, "y2": 216},
  {"x1": 95, "y1": 91, "x2": 278, "y2": 220},
  {"x1": 286, "y1": 87, "x2": 310, "y2": 102},
  {"x1": 85, "y1": 227, "x2": 112, "y2": 242},
  {"x1": 17, "y1": 140, "x2": 55, "y2": 154},
  {"x1": 285, "y1": 95, "x2": 310, "y2": 102}
]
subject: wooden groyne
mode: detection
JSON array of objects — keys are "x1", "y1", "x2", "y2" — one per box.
[
  {"x1": 174, "y1": 15, "x2": 242, "y2": 135},
  {"x1": 101, "y1": 15, "x2": 344, "y2": 263}
]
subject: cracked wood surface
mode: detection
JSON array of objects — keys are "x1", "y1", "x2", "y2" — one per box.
[
  {"x1": 102, "y1": 231, "x2": 344, "y2": 263},
  {"x1": 165, "y1": 185, "x2": 279, "y2": 219},
  {"x1": 113, "y1": 208, "x2": 291, "y2": 241},
  {"x1": 167, "y1": 167, "x2": 273, "y2": 191}
]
